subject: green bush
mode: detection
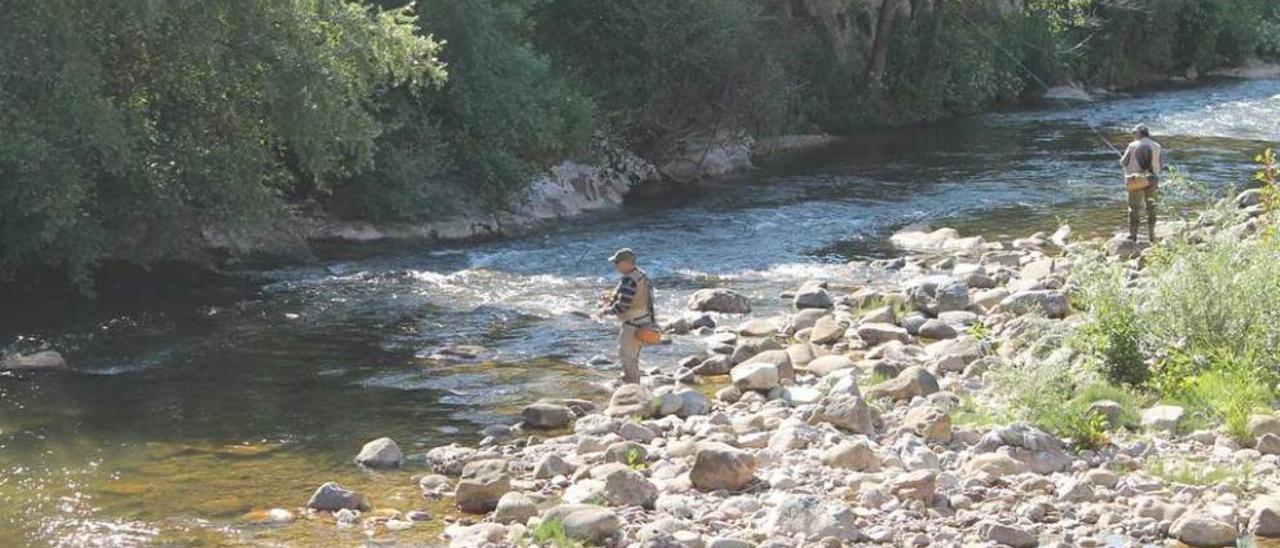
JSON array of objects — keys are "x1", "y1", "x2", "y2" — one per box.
[
  {"x1": 1178, "y1": 355, "x2": 1275, "y2": 443},
  {"x1": 533, "y1": 0, "x2": 785, "y2": 155},
  {"x1": 0, "y1": 0, "x2": 442, "y2": 287},
  {"x1": 419, "y1": 0, "x2": 593, "y2": 202},
  {"x1": 1072, "y1": 254, "x2": 1150, "y2": 387}
]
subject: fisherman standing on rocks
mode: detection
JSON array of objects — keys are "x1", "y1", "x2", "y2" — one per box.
[
  {"x1": 1119, "y1": 124, "x2": 1164, "y2": 242},
  {"x1": 597, "y1": 248, "x2": 656, "y2": 384}
]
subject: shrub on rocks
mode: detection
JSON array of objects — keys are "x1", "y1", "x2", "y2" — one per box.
[{"x1": 688, "y1": 288, "x2": 751, "y2": 314}]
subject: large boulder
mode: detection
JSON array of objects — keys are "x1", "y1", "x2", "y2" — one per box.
[
  {"x1": 1171, "y1": 511, "x2": 1238, "y2": 547},
  {"x1": 1106, "y1": 236, "x2": 1150, "y2": 260},
  {"x1": 521, "y1": 402, "x2": 575, "y2": 429},
  {"x1": 606, "y1": 384, "x2": 656, "y2": 418},
  {"x1": 902, "y1": 405, "x2": 952, "y2": 444},
  {"x1": 823, "y1": 439, "x2": 880, "y2": 471},
  {"x1": 354, "y1": 437, "x2": 403, "y2": 468},
  {"x1": 810, "y1": 393, "x2": 875, "y2": 434},
  {"x1": 809, "y1": 315, "x2": 847, "y2": 345},
  {"x1": 688, "y1": 288, "x2": 751, "y2": 314},
  {"x1": 1141, "y1": 405, "x2": 1185, "y2": 432},
  {"x1": 592, "y1": 463, "x2": 658, "y2": 508},
  {"x1": 306, "y1": 482, "x2": 367, "y2": 511},
  {"x1": 917, "y1": 319, "x2": 956, "y2": 340},
  {"x1": 764, "y1": 495, "x2": 862, "y2": 542},
  {"x1": 493, "y1": 492, "x2": 538, "y2": 524},
  {"x1": 1250, "y1": 496, "x2": 1280, "y2": 537},
  {"x1": 906, "y1": 275, "x2": 971, "y2": 316},
  {"x1": 867, "y1": 366, "x2": 938, "y2": 401},
  {"x1": 855, "y1": 323, "x2": 910, "y2": 346},
  {"x1": 731, "y1": 362, "x2": 779, "y2": 392},
  {"x1": 997, "y1": 290, "x2": 1069, "y2": 319},
  {"x1": 740, "y1": 350, "x2": 794, "y2": 383},
  {"x1": 793, "y1": 282, "x2": 834, "y2": 310},
  {"x1": 977, "y1": 521, "x2": 1036, "y2": 548},
  {"x1": 543, "y1": 505, "x2": 621, "y2": 545},
  {"x1": 807, "y1": 354, "x2": 856, "y2": 377},
  {"x1": 690, "y1": 442, "x2": 757, "y2": 491},
  {"x1": 455, "y1": 459, "x2": 512, "y2": 513},
  {"x1": 974, "y1": 423, "x2": 1071, "y2": 474},
  {"x1": 424, "y1": 444, "x2": 484, "y2": 476},
  {"x1": 0, "y1": 350, "x2": 67, "y2": 371},
  {"x1": 890, "y1": 225, "x2": 986, "y2": 252}
]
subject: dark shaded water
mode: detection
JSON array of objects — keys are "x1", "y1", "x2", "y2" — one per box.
[{"x1": 1, "y1": 78, "x2": 1277, "y2": 546}]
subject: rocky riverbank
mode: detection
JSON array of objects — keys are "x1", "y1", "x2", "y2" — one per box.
[{"x1": 246, "y1": 186, "x2": 1280, "y2": 547}]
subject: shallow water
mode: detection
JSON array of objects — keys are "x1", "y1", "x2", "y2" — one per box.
[{"x1": 1, "y1": 78, "x2": 1278, "y2": 546}]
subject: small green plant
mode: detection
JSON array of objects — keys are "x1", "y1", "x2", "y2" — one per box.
[
  {"x1": 1146, "y1": 458, "x2": 1255, "y2": 491},
  {"x1": 866, "y1": 371, "x2": 892, "y2": 386},
  {"x1": 1180, "y1": 355, "x2": 1275, "y2": 444},
  {"x1": 1041, "y1": 400, "x2": 1109, "y2": 450},
  {"x1": 625, "y1": 445, "x2": 646, "y2": 471},
  {"x1": 1074, "y1": 382, "x2": 1142, "y2": 430},
  {"x1": 951, "y1": 394, "x2": 1002, "y2": 428},
  {"x1": 967, "y1": 322, "x2": 991, "y2": 342},
  {"x1": 531, "y1": 518, "x2": 582, "y2": 548},
  {"x1": 1256, "y1": 148, "x2": 1279, "y2": 236}
]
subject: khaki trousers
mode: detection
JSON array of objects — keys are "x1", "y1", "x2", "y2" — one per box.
[
  {"x1": 617, "y1": 323, "x2": 642, "y2": 383},
  {"x1": 1127, "y1": 183, "x2": 1157, "y2": 240}
]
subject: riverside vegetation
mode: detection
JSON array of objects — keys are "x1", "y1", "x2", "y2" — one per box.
[
  {"x1": 248, "y1": 152, "x2": 1280, "y2": 547},
  {"x1": 4, "y1": 0, "x2": 1280, "y2": 291}
]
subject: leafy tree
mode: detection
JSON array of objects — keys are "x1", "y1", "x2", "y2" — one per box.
[
  {"x1": 533, "y1": 0, "x2": 786, "y2": 156},
  {"x1": 0, "y1": 0, "x2": 443, "y2": 288},
  {"x1": 419, "y1": 0, "x2": 593, "y2": 202}
]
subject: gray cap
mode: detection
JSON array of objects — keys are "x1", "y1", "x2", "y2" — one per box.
[
  {"x1": 609, "y1": 248, "x2": 636, "y2": 263},
  {"x1": 1132, "y1": 123, "x2": 1150, "y2": 135}
]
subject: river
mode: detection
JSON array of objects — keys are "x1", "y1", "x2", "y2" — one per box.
[{"x1": 1, "y1": 78, "x2": 1277, "y2": 546}]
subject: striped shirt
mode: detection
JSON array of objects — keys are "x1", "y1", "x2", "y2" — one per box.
[{"x1": 608, "y1": 268, "x2": 653, "y2": 322}]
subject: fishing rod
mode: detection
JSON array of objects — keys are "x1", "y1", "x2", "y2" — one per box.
[{"x1": 953, "y1": 8, "x2": 1124, "y2": 157}]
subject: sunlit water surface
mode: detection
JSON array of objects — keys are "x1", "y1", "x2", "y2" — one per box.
[{"x1": 1, "y1": 78, "x2": 1277, "y2": 546}]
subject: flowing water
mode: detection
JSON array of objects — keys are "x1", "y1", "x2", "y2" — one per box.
[{"x1": 1, "y1": 78, "x2": 1277, "y2": 546}]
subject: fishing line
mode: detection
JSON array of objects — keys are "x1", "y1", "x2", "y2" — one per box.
[{"x1": 953, "y1": 8, "x2": 1124, "y2": 157}]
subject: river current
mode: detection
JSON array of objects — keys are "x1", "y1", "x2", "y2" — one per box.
[{"x1": 1, "y1": 78, "x2": 1277, "y2": 546}]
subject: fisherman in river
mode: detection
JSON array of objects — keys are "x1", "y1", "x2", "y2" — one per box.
[
  {"x1": 598, "y1": 248, "x2": 656, "y2": 384},
  {"x1": 1119, "y1": 124, "x2": 1164, "y2": 242}
]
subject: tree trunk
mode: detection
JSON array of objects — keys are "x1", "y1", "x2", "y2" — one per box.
[{"x1": 867, "y1": 0, "x2": 901, "y2": 85}]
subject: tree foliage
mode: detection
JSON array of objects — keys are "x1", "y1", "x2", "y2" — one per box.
[{"x1": 0, "y1": 0, "x2": 442, "y2": 286}]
